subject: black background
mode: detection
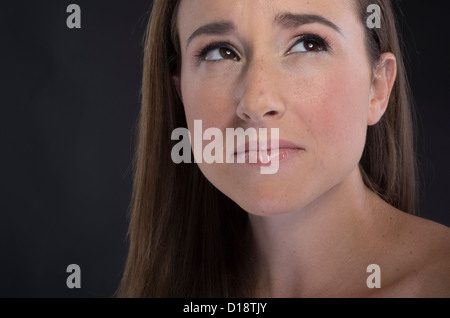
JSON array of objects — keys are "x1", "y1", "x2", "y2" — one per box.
[{"x1": 1, "y1": 1, "x2": 449, "y2": 297}]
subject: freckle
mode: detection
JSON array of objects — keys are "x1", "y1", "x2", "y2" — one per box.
[
  {"x1": 382, "y1": 235, "x2": 385, "y2": 238},
  {"x1": 396, "y1": 268, "x2": 399, "y2": 272}
]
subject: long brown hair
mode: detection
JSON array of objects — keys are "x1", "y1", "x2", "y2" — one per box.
[
  {"x1": 356, "y1": 0, "x2": 418, "y2": 215},
  {"x1": 118, "y1": 0, "x2": 417, "y2": 297}
]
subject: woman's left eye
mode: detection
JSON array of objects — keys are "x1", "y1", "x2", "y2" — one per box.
[{"x1": 288, "y1": 35, "x2": 328, "y2": 54}]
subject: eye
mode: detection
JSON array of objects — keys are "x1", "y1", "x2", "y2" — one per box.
[
  {"x1": 288, "y1": 35, "x2": 329, "y2": 54},
  {"x1": 196, "y1": 43, "x2": 241, "y2": 62},
  {"x1": 205, "y1": 47, "x2": 239, "y2": 61}
]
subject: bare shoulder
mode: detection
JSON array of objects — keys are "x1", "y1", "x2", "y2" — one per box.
[
  {"x1": 402, "y1": 210, "x2": 450, "y2": 241},
  {"x1": 400, "y1": 211, "x2": 450, "y2": 255},
  {"x1": 387, "y1": 209, "x2": 450, "y2": 297},
  {"x1": 408, "y1": 214, "x2": 450, "y2": 297}
]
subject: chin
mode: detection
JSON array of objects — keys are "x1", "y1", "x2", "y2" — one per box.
[
  {"x1": 199, "y1": 164, "x2": 314, "y2": 216},
  {"x1": 238, "y1": 198, "x2": 301, "y2": 217},
  {"x1": 226, "y1": 185, "x2": 305, "y2": 217}
]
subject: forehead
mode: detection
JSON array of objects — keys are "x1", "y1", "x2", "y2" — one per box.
[{"x1": 176, "y1": 0, "x2": 358, "y2": 37}]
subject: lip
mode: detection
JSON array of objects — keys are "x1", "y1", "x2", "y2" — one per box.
[{"x1": 234, "y1": 139, "x2": 305, "y2": 167}]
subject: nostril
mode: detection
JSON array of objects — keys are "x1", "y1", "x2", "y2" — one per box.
[{"x1": 265, "y1": 110, "x2": 278, "y2": 117}]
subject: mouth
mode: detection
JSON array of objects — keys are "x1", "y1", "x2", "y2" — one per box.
[{"x1": 233, "y1": 140, "x2": 305, "y2": 167}]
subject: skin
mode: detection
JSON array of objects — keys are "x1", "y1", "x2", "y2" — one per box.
[{"x1": 173, "y1": 0, "x2": 450, "y2": 297}]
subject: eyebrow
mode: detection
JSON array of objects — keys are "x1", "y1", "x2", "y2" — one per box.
[
  {"x1": 274, "y1": 13, "x2": 342, "y2": 34},
  {"x1": 185, "y1": 13, "x2": 342, "y2": 50},
  {"x1": 186, "y1": 21, "x2": 234, "y2": 50}
]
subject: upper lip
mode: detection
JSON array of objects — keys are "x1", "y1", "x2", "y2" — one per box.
[{"x1": 234, "y1": 139, "x2": 305, "y2": 155}]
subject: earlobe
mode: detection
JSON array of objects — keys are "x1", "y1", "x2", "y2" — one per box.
[
  {"x1": 172, "y1": 72, "x2": 183, "y2": 102},
  {"x1": 368, "y1": 53, "x2": 397, "y2": 126}
]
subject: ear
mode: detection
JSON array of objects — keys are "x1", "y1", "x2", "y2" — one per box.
[
  {"x1": 172, "y1": 72, "x2": 183, "y2": 102},
  {"x1": 367, "y1": 53, "x2": 397, "y2": 126}
]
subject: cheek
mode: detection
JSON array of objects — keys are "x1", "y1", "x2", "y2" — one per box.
[
  {"x1": 180, "y1": 71, "x2": 237, "y2": 181},
  {"x1": 181, "y1": 73, "x2": 235, "y2": 130},
  {"x1": 290, "y1": 66, "x2": 371, "y2": 162}
]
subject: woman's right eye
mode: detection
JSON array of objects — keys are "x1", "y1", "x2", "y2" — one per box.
[
  {"x1": 196, "y1": 44, "x2": 241, "y2": 62},
  {"x1": 205, "y1": 47, "x2": 239, "y2": 61}
]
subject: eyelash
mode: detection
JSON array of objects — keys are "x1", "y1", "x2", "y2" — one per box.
[
  {"x1": 194, "y1": 34, "x2": 331, "y2": 62},
  {"x1": 290, "y1": 34, "x2": 331, "y2": 53},
  {"x1": 194, "y1": 41, "x2": 237, "y2": 62}
]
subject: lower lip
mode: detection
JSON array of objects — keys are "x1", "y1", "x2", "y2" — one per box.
[{"x1": 235, "y1": 148, "x2": 304, "y2": 167}]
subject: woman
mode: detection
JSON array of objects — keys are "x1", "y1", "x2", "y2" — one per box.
[{"x1": 118, "y1": 0, "x2": 450, "y2": 297}]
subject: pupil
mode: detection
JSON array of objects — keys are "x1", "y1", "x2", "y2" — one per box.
[
  {"x1": 220, "y1": 48, "x2": 233, "y2": 59},
  {"x1": 304, "y1": 40, "x2": 322, "y2": 51}
]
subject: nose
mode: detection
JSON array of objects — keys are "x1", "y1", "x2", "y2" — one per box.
[{"x1": 236, "y1": 58, "x2": 286, "y2": 124}]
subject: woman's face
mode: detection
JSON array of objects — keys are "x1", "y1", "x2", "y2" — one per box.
[{"x1": 175, "y1": 0, "x2": 384, "y2": 216}]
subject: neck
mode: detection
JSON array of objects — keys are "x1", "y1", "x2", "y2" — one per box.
[{"x1": 249, "y1": 167, "x2": 388, "y2": 297}]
